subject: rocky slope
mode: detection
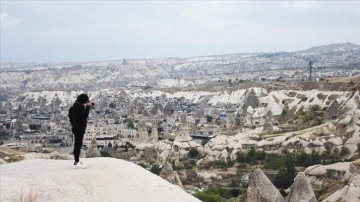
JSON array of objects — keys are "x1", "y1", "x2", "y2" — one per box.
[
  {"x1": 305, "y1": 161, "x2": 360, "y2": 202},
  {"x1": 0, "y1": 158, "x2": 200, "y2": 202}
]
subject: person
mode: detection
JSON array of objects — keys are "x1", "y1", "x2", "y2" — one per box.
[{"x1": 69, "y1": 94, "x2": 94, "y2": 169}]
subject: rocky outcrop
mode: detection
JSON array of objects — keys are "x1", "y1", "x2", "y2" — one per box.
[
  {"x1": 306, "y1": 161, "x2": 360, "y2": 202},
  {"x1": 246, "y1": 169, "x2": 320, "y2": 202},
  {"x1": 305, "y1": 162, "x2": 357, "y2": 181},
  {"x1": 24, "y1": 151, "x2": 72, "y2": 160},
  {"x1": 159, "y1": 163, "x2": 184, "y2": 190},
  {"x1": 86, "y1": 139, "x2": 101, "y2": 158},
  {"x1": 325, "y1": 100, "x2": 341, "y2": 120},
  {"x1": 286, "y1": 172, "x2": 317, "y2": 202},
  {"x1": 0, "y1": 158, "x2": 7, "y2": 164},
  {"x1": 130, "y1": 97, "x2": 147, "y2": 116},
  {"x1": 164, "y1": 102, "x2": 175, "y2": 116},
  {"x1": 150, "y1": 103, "x2": 163, "y2": 115},
  {"x1": 0, "y1": 145, "x2": 25, "y2": 163},
  {"x1": 323, "y1": 173, "x2": 360, "y2": 202},
  {"x1": 326, "y1": 169, "x2": 346, "y2": 180},
  {"x1": 247, "y1": 168, "x2": 285, "y2": 202},
  {"x1": 0, "y1": 158, "x2": 200, "y2": 202},
  {"x1": 243, "y1": 89, "x2": 260, "y2": 112},
  {"x1": 2, "y1": 143, "x2": 29, "y2": 152}
]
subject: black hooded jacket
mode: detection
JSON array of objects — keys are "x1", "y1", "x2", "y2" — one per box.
[
  {"x1": 69, "y1": 94, "x2": 90, "y2": 134},
  {"x1": 70, "y1": 102, "x2": 90, "y2": 132}
]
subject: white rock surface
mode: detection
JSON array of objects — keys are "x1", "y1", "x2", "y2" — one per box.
[
  {"x1": 0, "y1": 158, "x2": 7, "y2": 164},
  {"x1": 24, "y1": 151, "x2": 73, "y2": 160},
  {"x1": 323, "y1": 174, "x2": 360, "y2": 202},
  {"x1": 304, "y1": 162, "x2": 357, "y2": 181},
  {"x1": 0, "y1": 158, "x2": 200, "y2": 202}
]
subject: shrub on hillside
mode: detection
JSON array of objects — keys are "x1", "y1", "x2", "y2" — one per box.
[
  {"x1": 183, "y1": 159, "x2": 197, "y2": 170},
  {"x1": 100, "y1": 150, "x2": 111, "y2": 157},
  {"x1": 296, "y1": 151, "x2": 318, "y2": 167},
  {"x1": 150, "y1": 164, "x2": 162, "y2": 175},
  {"x1": 193, "y1": 191, "x2": 222, "y2": 202},
  {"x1": 236, "y1": 148, "x2": 267, "y2": 164},
  {"x1": 236, "y1": 151, "x2": 247, "y2": 163},
  {"x1": 188, "y1": 148, "x2": 199, "y2": 158},
  {"x1": 263, "y1": 153, "x2": 285, "y2": 169},
  {"x1": 193, "y1": 186, "x2": 238, "y2": 201},
  {"x1": 340, "y1": 146, "x2": 350, "y2": 156}
]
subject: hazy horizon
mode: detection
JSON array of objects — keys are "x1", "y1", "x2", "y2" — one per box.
[{"x1": 1, "y1": 1, "x2": 360, "y2": 63}]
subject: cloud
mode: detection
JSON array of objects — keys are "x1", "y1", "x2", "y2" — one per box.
[
  {"x1": 281, "y1": 1, "x2": 321, "y2": 10},
  {"x1": 1, "y1": 1, "x2": 360, "y2": 62},
  {"x1": 1, "y1": 12, "x2": 23, "y2": 29}
]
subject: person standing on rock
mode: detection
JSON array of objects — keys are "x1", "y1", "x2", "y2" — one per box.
[{"x1": 69, "y1": 94, "x2": 94, "y2": 169}]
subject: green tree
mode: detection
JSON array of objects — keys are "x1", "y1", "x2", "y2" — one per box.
[
  {"x1": 310, "y1": 151, "x2": 321, "y2": 165},
  {"x1": 333, "y1": 147, "x2": 340, "y2": 159},
  {"x1": 127, "y1": 119, "x2": 135, "y2": 129},
  {"x1": 230, "y1": 188, "x2": 240, "y2": 197},
  {"x1": 274, "y1": 167, "x2": 289, "y2": 188},
  {"x1": 193, "y1": 191, "x2": 222, "y2": 202},
  {"x1": 273, "y1": 154, "x2": 296, "y2": 189},
  {"x1": 194, "y1": 186, "x2": 236, "y2": 201},
  {"x1": 296, "y1": 151, "x2": 321, "y2": 167},
  {"x1": 150, "y1": 164, "x2": 162, "y2": 175},
  {"x1": 264, "y1": 153, "x2": 285, "y2": 169},
  {"x1": 247, "y1": 147, "x2": 256, "y2": 163},
  {"x1": 236, "y1": 151, "x2": 247, "y2": 163},
  {"x1": 296, "y1": 152, "x2": 309, "y2": 167},
  {"x1": 340, "y1": 146, "x2": 350, "y2": 156},
  {"x1": 285, "y1": 153, "x2": 296, "y2": 186},
  {"x1": 255, "y1": 150, "x2": 266, "y2": 161},
  {"x1": 0, "y1": 131, "x2": 9, "y2": 140},
  {"x1": 188, "y1": 148, "x2": 199, "y2": 158}
]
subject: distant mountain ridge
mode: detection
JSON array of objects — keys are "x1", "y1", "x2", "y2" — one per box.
[
  {"x1": 1, "y1": 42, "x2": 359, "y2": 66},
  {"x1": 0, "y1": 43, "x2": 359, "y2": 92},
  {"x1": 304, "y1": 42, "x2": 359, "y2": 53}
]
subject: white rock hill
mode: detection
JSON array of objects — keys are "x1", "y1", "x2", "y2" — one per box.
[{"x1": 0, "y1": 158, "x2": 200, "y2": 202}]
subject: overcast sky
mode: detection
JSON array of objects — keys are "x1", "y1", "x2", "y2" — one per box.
[{"x1": 1, "y1": 1, "x2": 360, "y2": 63}]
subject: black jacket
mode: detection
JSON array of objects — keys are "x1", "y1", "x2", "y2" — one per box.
[{"x1": 69, "y1": 101, "x2": 90, "y2": 133}]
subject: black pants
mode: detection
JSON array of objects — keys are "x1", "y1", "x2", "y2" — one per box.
[{"x1": 72, "y1": 128, "x2": 85, "y2": 163}]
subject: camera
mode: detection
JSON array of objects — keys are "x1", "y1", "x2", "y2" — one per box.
[{"x1": 88, "y1": 101, "x2": 95, "y2": 108}]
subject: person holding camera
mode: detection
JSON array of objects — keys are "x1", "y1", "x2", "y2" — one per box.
[{"x1": 69, "y1": 94, "x2": 94, "y2": 169}]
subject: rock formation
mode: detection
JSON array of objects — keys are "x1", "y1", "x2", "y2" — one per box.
[
  {"x1": 24, "y1": 151, "x2": 72, "y2": 160},
  {"x1": 247, "y1": 168, "x2": 285, "y2": 202},
  {"x1": 286, "y1": 172, "x2": 317, "y2": 202},
  {"x1": 323, "y1": 173, "x2": 360, "y2": 202},
  {"x1": 86, "y1": 139, "x2": 101, "y2": 158},
  {"x1": 0, "y1": 158, "x2": 200, "y2": 202},
  {"x1": 159, "y1": 162, "x2": 184, "y2": 190},
  {"x1": 306, "y1": 161, "x2": 360, "y2": 202},
  {"x1": 305, "y1": 162, "x2": 357, "y2": 181},
  {"x1": 246, "y1": 169, "x2": 320, "y2": 202}
]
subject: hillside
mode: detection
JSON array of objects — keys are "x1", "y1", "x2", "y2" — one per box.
[
  {"x1": 0, "y1": 158, "x2": 200, "y2": 202},
  {"x1": 0, "y1": 43, "x2": 359, "y2": 92}
]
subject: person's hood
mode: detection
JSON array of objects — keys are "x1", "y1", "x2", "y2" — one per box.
[{"x1": 76, "y1": 94, "x2": 89, "y2": 104}]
